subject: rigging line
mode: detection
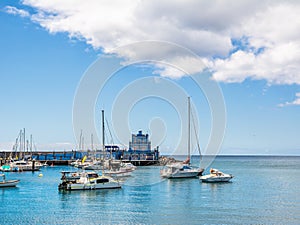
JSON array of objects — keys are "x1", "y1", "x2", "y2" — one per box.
[
  {"x1": 32, "y1": 137, "x2": 37, "y2": 151},
  {"x1": 190, "y1": 107, "x2": 202, "y2": 161},
  {"x1": 105, "y1": 118, "x2": 114, "y2": 145}
]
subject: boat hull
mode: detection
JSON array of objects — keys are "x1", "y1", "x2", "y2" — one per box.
[
  {"x1": 63, "y1": 182, "x2": 121, "y2": 191},
  {"x1": 167, "y1": 171, "x2": 200, "y2": 179},
  {"x1": 58, "y1": 172, "x2": 122, "y2": 191},
  {"x1": 0, "y1": 180, "x2": 20, "y2": 187},
  {"x1": 200, "y1": 175, "x2": 233, "y2": 183},
  {"x1": 161, "y1": 168, "x2": 204, "y2": 179},
  {"x1": 1, "y1": 160, "x2": 42, "y2": 172}
]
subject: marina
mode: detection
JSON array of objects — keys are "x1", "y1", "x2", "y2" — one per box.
[
  {"x1": 0, "y1": 156, "x2": 299, "y2": 224},
  {"x1": 0, "y1": 130, "x2": 160, "y2": 167},
  {"x1": 0, "y1": 128, "x2": 160, "y2": 167},
  {"x1": 1, "y1": 1, "x2": 299, "y2": 224}
]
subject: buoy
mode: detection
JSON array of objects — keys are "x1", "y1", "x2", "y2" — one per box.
[{"x1": 38, "y1": 173, "x2": 43, "y2": 177}]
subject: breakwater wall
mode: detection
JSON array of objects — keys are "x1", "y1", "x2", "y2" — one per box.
[{"x1": 0, "y1": 150, "x2": 160, "y2": 166}]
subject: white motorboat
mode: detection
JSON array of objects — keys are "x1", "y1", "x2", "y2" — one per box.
[
  {"x1": 70, "y1": 159, "x2": 79, "y2": 166},
  {"x1": 121, "y1": 162, "x2": 137, "y2": 172},
  {"x1": 1, "y1": 160, "x2": 42, "y2": 172},
  {"x1": 0, "y1": 174, "x2": 20, "y2": 187},
  {"x1": 58, "y1": 171, "x2": 121, "y2": 191},
  {"x1": 200, "y1": 168, "x2": 233, "y2": 183},
  {"x1": 73, "y1": 161, "x2": 91, "y2": 169},
  {"x1": 103, "y1": 160, "x2": 133, "y2": 178}
]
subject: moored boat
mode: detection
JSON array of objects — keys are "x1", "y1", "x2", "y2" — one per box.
[
  {"x1": 58, "y1": 171, "x2": 121, "y2": 191},
  {"x1": 120, "y1": 162, "x2": 136, "y2": 171},
  {"x1": 58, "y1": 110, "x2": 122, "y2": 191},
  {"x1": 82, "y1": 160, "x2": 103, "y2": 170},
  {"x1": 200, "y1": 168, "x2": 233, "y2": 183},
  {"x1": 103, "y1": 160, "x2": 135, "y2": 178},
  {"x1": 160, "y1": 160, "x2": 204, "y2": 178},
  {"x1": 1, "y1": 159, "x2": 42, "y2": 172},
  {"x1": 0, "y1": 174, "x2": 20, "y2": 187},
  {"x1": 160, "y1": 97, "x2": 204, "y2": 179}
]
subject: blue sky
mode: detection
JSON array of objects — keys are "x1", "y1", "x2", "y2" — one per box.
[{"x1": 0, "y1": 0, "x2": 299, "y2": 155}]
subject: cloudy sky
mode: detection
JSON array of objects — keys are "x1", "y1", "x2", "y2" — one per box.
[{"x1": 0, "y1": 0, "x2": 299, "y2": 155}]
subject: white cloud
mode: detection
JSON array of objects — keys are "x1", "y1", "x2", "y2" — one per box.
[
  {"x1": 278, "y1": 92, "x2": 300, "y2": 107},
  {"x1": 212, "y1": 42, "x2": 300, "y2": 85},
  {"x1": 6, "y1": 0, "x2": 300, "y2": 84},
  {"x1": 4, "y1": 6, "x2": 29, "y2": 17},
  {"x1": 211, "y1": 3, "x2": 300, "y2": 85},
  {"x1": 153, "y1": 56, "x2": 208, "y2": 78}
]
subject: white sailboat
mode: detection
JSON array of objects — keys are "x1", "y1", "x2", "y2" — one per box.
[{"x1": 160, "y1": 97, "x2": 204, "y2": 179}]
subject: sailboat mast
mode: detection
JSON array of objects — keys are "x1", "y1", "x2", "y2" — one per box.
[
  {"x1": 101, "y1": 110, "x2": 105, "y2": 172},
  {"x1": 102, "y1": 110, "x2": 105, "y2": 160},
  {"x1": 23, "y1": 128, "x2": 26, "y2": 155},
  {"x1": 82, "y1": 136, "x2": 84, "y2": 151},
  {"x1": 30, "y1": 134, "x2": 33, "y2": 152},
  {"x1": 19, "y1": 129, "x2": 22, "y2": 159},
  {"x1": 188, "y1": 97, "x2": 191, "y2": 162}
]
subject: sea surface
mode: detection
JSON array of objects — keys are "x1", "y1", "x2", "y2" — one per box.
[{"x1": 1, "y1": 156, "x2": 299, "y2": 225}]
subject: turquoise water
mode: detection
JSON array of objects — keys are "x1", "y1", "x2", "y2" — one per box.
[{"x1": 1, "y1": 156, "x2": 299, "y2": 224}]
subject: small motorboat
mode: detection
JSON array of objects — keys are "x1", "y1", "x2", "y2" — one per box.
[
  {"x1": 1, "y1": 160, "x2": 42, "y2": 172},
  {"x1": 0, "y1": 174, "x2": 20, "y2": 187},
  {"x1": 120, "y1": 162, "x2": 137, "y2": 172},
  {"x1": 200, "y1": 168, "x2": 233, "y2": 183}
]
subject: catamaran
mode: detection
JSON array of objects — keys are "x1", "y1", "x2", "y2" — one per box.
[{"x1": 58, "y1": 171, "x2": 121, "y2": 190}]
